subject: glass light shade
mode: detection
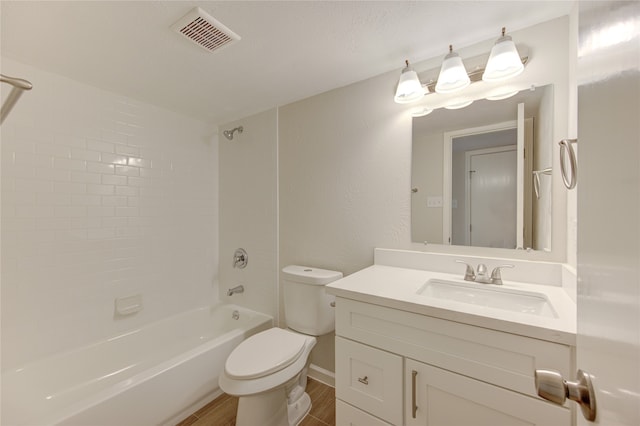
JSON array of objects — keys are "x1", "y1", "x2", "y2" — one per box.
[
  {"x1": 486, "y1": 89, "x2": 519, "y2": 101},
  {"x1": 482, "y1": 35, "x2": 524, "y2": 82},
  {"x1": 394, "y1": 64, "x2": 424, "y2": 104},
  {"x1": 435, "y1": 50, "x2": 470, "y2": 94},
  {"x1": 444, "y1": 99, "x2": 474, "y2": 110},
  {"x1": 411, "y1": 107, "x2": 433, "y2": 117}
]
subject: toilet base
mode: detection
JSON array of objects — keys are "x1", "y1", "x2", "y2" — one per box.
[
  {"x1": 288, "y1": 392, "x2": 311, "y2": 426},
  {"x1": 235, "y1": 388, "x2": 312, "y2": 426}
]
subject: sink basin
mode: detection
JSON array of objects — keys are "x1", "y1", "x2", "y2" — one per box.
[{"x1": 416, "y1": 279, "x2": 558, "y2": 318}]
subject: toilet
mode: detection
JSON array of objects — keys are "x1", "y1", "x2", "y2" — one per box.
[{"x1": 219, "y1": 265, "x2": 343, "y2": 426}]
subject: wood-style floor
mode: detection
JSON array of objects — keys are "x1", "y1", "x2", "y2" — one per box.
[{"x1": 176, "y1": 378, "x2": 336, "y2": 426}]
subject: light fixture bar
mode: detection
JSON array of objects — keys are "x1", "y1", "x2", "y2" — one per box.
[{"x1": 422, "y1": 54, "x2": 528, "y2": 95}]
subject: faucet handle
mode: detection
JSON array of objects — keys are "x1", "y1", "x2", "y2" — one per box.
[
  {"x1": 490, "y1": 264, "x2": 514, "y2": 285},
  {"x1": 455, "y1": 260, "x2": 476, "y2": 281}
]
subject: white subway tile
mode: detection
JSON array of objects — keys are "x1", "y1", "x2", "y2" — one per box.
[
  {"x1": 87, "y1": 161, "x2": 115, "y2": 174},
  {"x1": 115, "y1": 144, "x2": 139, "y2": 156},
  {"x1": 53, "y1": 181, "x2": 86, "y2": 194},
  {"x1": 71, "y1": 172, "x2": 102, "y2": 184},
  {"x1": 87, "y1": 184, "x2": 115, "y2": 195},
  {"x1": 115, "y1": 206, "x2": 139, "y2": 217},
  {"x1": 86, "y1": 139, "x2": 115, "y2": 153},
  {"x1": 71, "y1": 148, "x2": 101, "y2": 162},
  {"x1": 16, "y1": 178, "x2": 54, "y2": 193},
  {"x1": 116, "y1": 185, "x2": 138, "y2": 197},
  {"x1": 101, "y1": 195, "x2": 127, "y2": 207},
  {"x1": 87, "y1": 206, "x2": 115, "y2": 217},
  {"x1": 72, "y1": 194, "x2": 102, "y2": 206},
  {"x1": 36, "y1": 143, "x2": 71, "y2": 158},
  {"x1": 54, "y1": 157, "x2": 86, "y2": 171},
  {"x1": 87, "y1": 228, "x2": 116, "y2": 240},
  {"x1": 101, "y1": 174, "x2": 127, "y2": 186},
  {"x1": 115, "y1": 165, "x2": 139, "y2": 177},
  {"x1": 101, "y1": 153, "x2": 128, "y2": 165},
  {"x1": 54, "y1": 205, "x2": 87, "y2": 217},
  {"x1": 101, "y1": 217, "x2": 128, "y2": 228},
  {"x1": 35, "y1": 168, "x2": 71, "y2": 181}
]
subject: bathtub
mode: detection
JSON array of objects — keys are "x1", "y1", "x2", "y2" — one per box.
[{"x1": 1, "y1": 303, "x2": 273, "y2": 426}]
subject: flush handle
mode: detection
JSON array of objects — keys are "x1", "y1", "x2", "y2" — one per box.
[
  {"x1": 535, "y1": 369, "x2": 596, "y2": 421},
  {"x1": 357, "y1": 376, "x2": 368, "y2": 385}
]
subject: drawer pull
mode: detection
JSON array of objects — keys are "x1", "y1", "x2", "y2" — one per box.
[
  {"x1": 357, "y1": 376, "x2": 369, "y2": 385},
  {"x1": 412, "y1": 370, "x2": 418, "y2": 418}
]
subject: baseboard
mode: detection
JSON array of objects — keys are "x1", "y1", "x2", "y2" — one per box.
[{"x1": 308, "y1": 363, "x2": 335, "y2": 387}]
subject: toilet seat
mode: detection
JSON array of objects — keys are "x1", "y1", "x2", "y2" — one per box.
[{"x1": 225, "y1": 328, "x2": 308, "y2": 380}]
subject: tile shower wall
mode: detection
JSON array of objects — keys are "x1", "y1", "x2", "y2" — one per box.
[{"x1": 1, "y1": 59, "x2": 218, "y2": 369}]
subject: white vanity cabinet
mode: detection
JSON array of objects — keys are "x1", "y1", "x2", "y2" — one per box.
[{"x1": 334, "y1": 297, "x2": 573, "y2": 426}]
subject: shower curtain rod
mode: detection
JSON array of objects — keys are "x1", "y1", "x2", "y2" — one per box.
[{"x1": 1, "y1": 73, "x2": 33, "y2": 125}]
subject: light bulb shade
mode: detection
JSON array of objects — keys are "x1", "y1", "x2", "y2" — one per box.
[
  {"x1": 482, "y1": 35, "x2": 524, "y2": 82},
  {"x1": 435, "y1": 51, "x2": 470, "y2": 94},
  {"x1": 394, "y1": 66, "x2": 424, "y2": 104}
]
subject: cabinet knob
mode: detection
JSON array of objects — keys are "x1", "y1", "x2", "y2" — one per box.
[{"x1": 357, "y1": 376, "x2": 368, "y2": 385}]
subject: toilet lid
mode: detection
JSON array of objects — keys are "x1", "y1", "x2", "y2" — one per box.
[{"x1": 225, "y1": 328, "x2": 308, "y2": 380}]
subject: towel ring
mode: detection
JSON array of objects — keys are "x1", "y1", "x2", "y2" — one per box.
[{"x1": 559, "y1": 138, "x2": 578, "y2": 189}]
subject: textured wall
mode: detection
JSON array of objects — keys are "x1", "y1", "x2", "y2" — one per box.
[
  {"x1": 1, "y1": 59, "x2": 218, "y2": 369},
  {"x1": 219, "y1": 109, "x2": 278, "y2": 321},
  {"x1": 277, "y1": 16, "x2": 572, "y2": 373},
  {"x1": 279, "y1": 70, "x2": 411, "y2": 371}
]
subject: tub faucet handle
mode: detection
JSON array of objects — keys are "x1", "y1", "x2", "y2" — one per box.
[
  {"x1": 455, "y1": 260, "x2": 476, "y2": 282},
  {"x1": 490, "y1": 264, "x2": 514, "y2": 285},
  {"x1": 233, "y1": 248, "x2": 248, "y2": 269}
]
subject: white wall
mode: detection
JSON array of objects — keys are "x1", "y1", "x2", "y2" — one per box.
[
  {"x1": 1, "y1": 59, "x2": 218, "y2": 369},
  {"x1": 278, "y1": 16, "x2": 572, "y2": 373},
  {"x1": 219, "y1": 109, "x2": 278, "y2": 320}
]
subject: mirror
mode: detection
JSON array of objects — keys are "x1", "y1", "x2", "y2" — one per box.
[{"x1": 411, "y1": 84, "x2": 554, "y2": 251}]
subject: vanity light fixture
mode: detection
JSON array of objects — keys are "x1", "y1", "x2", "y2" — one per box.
[
  {"x1": 435, "y1": 45, "x2": 470, "y2": 94},
  {"x1": 482, "y1": 27, "x2": 525, "y2": 82},
  {"x1": 394, "y1": 60, "x2": 425, "y2": 104}
]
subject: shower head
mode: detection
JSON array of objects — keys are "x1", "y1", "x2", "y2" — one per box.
[{"x1": 223, "y1": 126, "x2": 243, "y2": 140}]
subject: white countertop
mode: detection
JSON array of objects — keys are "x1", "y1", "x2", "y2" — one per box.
[{"x1": 326, "y1": 264, "x2": 576, "y2": 346}]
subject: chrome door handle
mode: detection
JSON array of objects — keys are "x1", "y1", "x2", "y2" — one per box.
[{"x1": 535, "y1": 369, "x2": 596, "y2": 421}]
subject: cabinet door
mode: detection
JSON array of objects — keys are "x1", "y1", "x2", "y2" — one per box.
[
  {"x1": 405, "y1": 359, "x2": 570, "y2": 426},
  {"x1": 335, "y1": 337, "x2": 403, "y2": 425}
]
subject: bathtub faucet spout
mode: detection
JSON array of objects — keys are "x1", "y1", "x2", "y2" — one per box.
[{"x1": 227, "y1": 285, "x2": 244, "y2": 296}]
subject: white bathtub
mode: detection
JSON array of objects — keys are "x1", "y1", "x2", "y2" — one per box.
[{"x1": 1, "y1": 303, "x2": 273, "y2": 426}]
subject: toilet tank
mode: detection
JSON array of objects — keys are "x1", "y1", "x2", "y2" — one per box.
[{"x1": 282, "y1": 265, "x2": 343, "y2": 336}]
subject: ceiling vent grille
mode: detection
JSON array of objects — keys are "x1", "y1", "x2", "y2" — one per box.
[{"x1": 171, "y1": 7, "x2": 240, "y2": 53}]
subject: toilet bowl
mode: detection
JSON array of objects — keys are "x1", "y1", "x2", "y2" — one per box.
[{"x1": 219, "y1": 265, "x2": 342, "y2": 426}]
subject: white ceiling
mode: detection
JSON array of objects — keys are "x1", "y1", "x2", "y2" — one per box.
[{"x1": 0, "y1": 1, "x2": 572, "y2": 125}]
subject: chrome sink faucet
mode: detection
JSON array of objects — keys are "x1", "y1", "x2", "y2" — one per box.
[{"x1": 455, "y1": 261, "x2": 514, "y2": 285}]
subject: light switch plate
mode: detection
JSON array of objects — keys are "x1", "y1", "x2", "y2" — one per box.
[{"x1": 427, "y1": 196, "x2": 443, "y2": 208}]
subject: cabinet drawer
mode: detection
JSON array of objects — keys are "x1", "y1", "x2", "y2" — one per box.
[
  {"x1": 336, "y1": 400, "x2": 392, "y2": 426},
  {"x1": 335, "y1": 337, "x2": 403, "y2": 425},
  {"x1": 336, "y1": 297, "x2": 573, "y2": 398}
]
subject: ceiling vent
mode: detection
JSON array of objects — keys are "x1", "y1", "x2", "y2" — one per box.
[{"x1": 171, "y1": 7, "x2": 240, "y2": 53}]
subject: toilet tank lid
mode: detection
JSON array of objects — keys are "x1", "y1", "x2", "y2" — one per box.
[{"x1": 282, "y1": 265, "x2": 343, "y2": 285}]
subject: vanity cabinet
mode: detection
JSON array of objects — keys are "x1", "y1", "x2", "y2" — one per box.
[{"x1": 334, "y1": 297, "x2": 573, "y2": 426}]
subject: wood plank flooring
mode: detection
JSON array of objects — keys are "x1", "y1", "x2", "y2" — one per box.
[{"x1": 176, "y1": 378, "x2": 335, "y2": 426}]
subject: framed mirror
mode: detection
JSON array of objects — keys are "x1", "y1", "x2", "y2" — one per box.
[{"x1": 411, "y1": 84, "x2": 554, "y2": 251}]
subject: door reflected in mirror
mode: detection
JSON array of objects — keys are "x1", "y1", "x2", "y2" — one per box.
[{"x1": 411, "y1": 84, "x2": 553, "y2": 251}]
